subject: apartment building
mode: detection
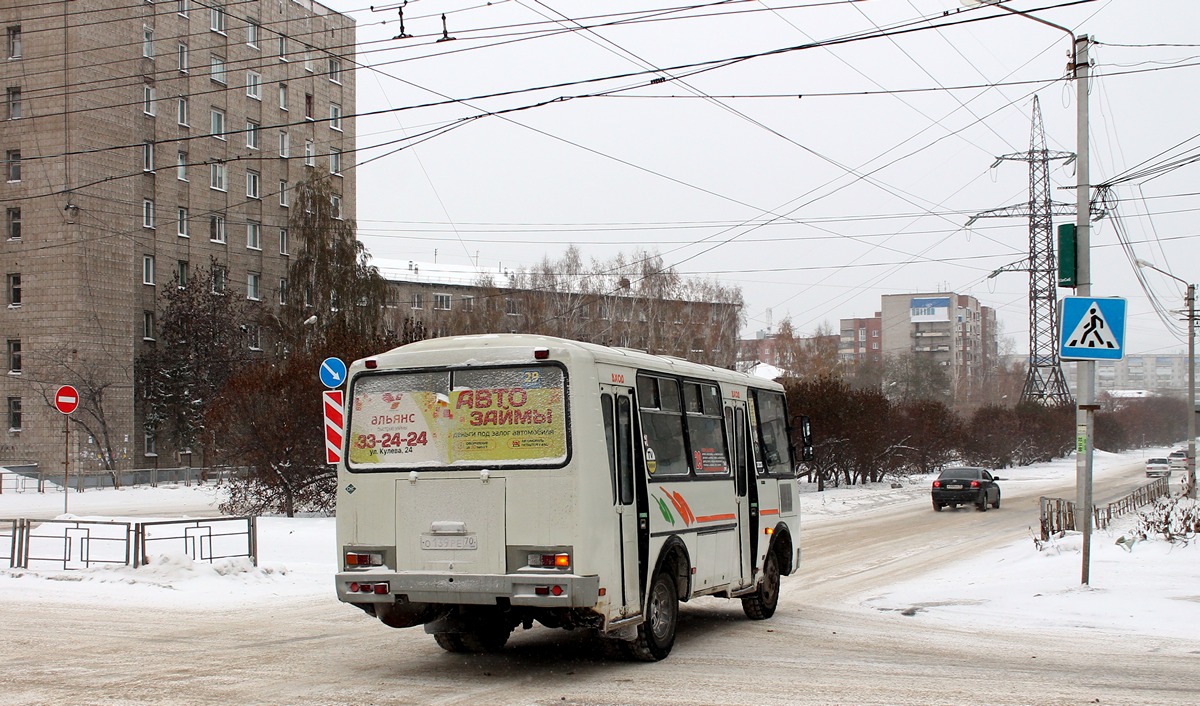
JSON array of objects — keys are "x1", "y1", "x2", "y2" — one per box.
[
  {"x1": 377, "y1": 259, "x2": 743, "y2": 369},
  {"x1": 878, "y1": 292, "x2": 997, "y2": 394},
  {"x1": 837, "y1": 313, "x2": 882, "y2": 365},
  {"x1": 1, "y1": 0, "x2": 355, "y2": 472}
]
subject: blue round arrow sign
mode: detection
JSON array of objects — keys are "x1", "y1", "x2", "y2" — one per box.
[{"x1": 319, "y1": 357, "x2": 347, "y2": 389}]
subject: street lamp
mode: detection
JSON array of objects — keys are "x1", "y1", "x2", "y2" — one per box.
[
  {"x1": 1136, "y1": 259, "x2": 1196, "y2": 500},
  {"x1": 962, "y1": 0, "x2": 1095, "y2": 584}
]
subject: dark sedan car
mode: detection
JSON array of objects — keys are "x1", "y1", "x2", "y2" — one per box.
[{"x1": 931, "y1": 467, "x2": 1001, "y2": 512}]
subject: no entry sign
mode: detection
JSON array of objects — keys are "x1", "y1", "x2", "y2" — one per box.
[
  {"x1": 323, "y1": 390, "x2": 345, "y2": 465},
  {"x1": 54, "y1": 385, "x2": 80, "y2": 415}
]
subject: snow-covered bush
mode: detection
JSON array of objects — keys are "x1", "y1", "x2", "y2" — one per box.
[{"x1": 1131, "y1": 495, "x2": 1200, "y2": 544}]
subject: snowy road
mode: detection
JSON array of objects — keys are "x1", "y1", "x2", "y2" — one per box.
[{"x1": 1, "y1": 459, "x2": 1197, "y2": 704}]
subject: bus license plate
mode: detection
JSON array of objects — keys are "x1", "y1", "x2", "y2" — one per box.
[{"x1": 421, "y1": 534, "x2": 478, "y2": 550}]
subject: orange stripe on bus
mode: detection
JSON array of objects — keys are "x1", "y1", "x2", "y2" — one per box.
[
  {"x1": 760, "y1": 509, "x2": 779, "y2": 516},
  {"x1": 695, "y1": 513, "x2": 737, "y2": 523}
]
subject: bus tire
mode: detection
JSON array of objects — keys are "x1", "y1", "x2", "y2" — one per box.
[
  {"x1": 742, "y1": 548, "x2": 780, "y2": 620},
  {"x1": 625, "y1": 570, "x2": 678, "y2": 662},
  {"x1": 459, "y1": 623, "x2": 512, "y2": 653},
  {"x1": 433, "y1": 632, "x2": 467, "y2": 653}
]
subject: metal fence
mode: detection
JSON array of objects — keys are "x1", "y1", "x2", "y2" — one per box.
[
  {"x1": 0, "y1": 466, "x2": 247, "y2": 494},
  {"x1": 1039, "y1": 475, "x2": 1171, "y2": 540},
  {"x1": 1, "y1": 517, "x2": 257, "y2": 570}
]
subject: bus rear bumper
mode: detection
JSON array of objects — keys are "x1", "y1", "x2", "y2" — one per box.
[{"x1": 335, "y1": 570, "x2": 600, "y2": 608}]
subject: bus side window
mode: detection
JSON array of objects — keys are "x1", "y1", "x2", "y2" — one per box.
[
  {"x1": 616, "y1": 396, "x2": 635, "y2": 505},
  {"x1": 602, "y1": 393, "x2": 618, "y2": 505}
]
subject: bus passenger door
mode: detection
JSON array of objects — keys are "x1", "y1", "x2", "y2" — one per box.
[
  {"x1": 728, "y1": 402, "x2": 755, "y2": 586},
  {"x1": 602, "y1": 387, "x2": 643, "y2": 617}
]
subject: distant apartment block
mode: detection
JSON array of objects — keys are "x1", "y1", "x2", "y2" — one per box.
[
  {"x1": 1, "y1": 0, "x2": 355, "y2": 472},
  {"x1": 377, "y1": 260, "x2": 742, "y2": 369},
  {"x1": 837, "y1": 313, "x2": 882, "y2": 365},
  {"x1": 878, "y1": 293, "x2": 997, "y2": 392},
  {"x1": 1062, "y1": 353, "x2": 1193, "y2": 397}
]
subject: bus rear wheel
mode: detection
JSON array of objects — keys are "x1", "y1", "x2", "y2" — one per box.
[
  {"x1": 742, "y1": 549, "x2": 780, "y2": 620},
  {"x1": 625, "y1": 570, "x2": 678, "y2": 662}
]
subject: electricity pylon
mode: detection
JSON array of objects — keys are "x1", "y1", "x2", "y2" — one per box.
[{"x1": 968, "y1": 96, "x2": 1075, "y2": 406}]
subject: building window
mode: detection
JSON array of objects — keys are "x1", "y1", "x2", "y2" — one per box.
[
  {"x1": 210, "y1": 54, "x2": 226, "y2": 84},
  {"x1": 212, "y1": 266, "x2": 227, "y2": 294},
  {"x1": 247, "y1": 22, "x2": 259, "y2": 48},
  {"x1": 247, "y1": 272, "x2": 261, "y2": 300},
  {"x1": 210, "y1": 107, "x2": 225, "y2": 139},
  {"x1": 329, "y1": 57, "x2": 342, "y2": 83},
  {"x1": 304, "y1": 140, "x2": 314, "y2": 166},
  {"x1": 177, "y1": 96, "x2": 189, "y2": 126},
  {"x1": 278, "y1": 130, "x2": 289, "y2": 157},
  {"x1": 5, "y1": 87, "x2": 21, "y2": 120},
  {"x1": 142, "y1": 141, "x2": 154, "y2": 171},
  {"x1": 433, "y1": 293, "x2": 451, "y2": 311},
  {"x1": 4, "y1": 150, "x2": 18, "y2": 181},
  {"x1": 304, "y1": 93, "x2": 314, "y2": 119},
  {"x1": 143, "y1": 310, "x2": 156, "y2": 340},
  {"x1": 461, "y1": 295, "x2": 474, "y2": 312},
  {"x1": 6, "y1": 273, "x2": 20, "y2": 306},
  {"x1": 6, "y1": 339, "x2": 20, "y2": 373},
  {"x1": 329, "y1": 103, "x2": 342, "y2": 131},
  {"x1": 210, "y1": 4, "x2": 226, "y2": 33},
  {"x1": 142, "y1": 199, "x2": 155, "y2": 228},
  {"x1": 178, "y1": 42, "x2": 188, "y2": 72},
  {"x1": 246, "y1": 322, "x2": 261, "y2": 350},
  {"x1": 246, "y1": 220, "x2": 261, "y2": 249},
  {"x1": 330, "y1": 195, "x2": 342, "y2": 219},
  {"x1": 278, "y1": 83, "x2": 288, "y2": 110},
  {"x1": 145, "y1": 428, "x2": 157, "y2": 456},
  {"x1": 279, "y1": 182, "x2": 289, "y2": 207},
  {"x1": 277, "y1": 35, "x2": 288, "y2": 61},
  {"x1": 142, "y1": 25, "x2": 154, "y2": 58},
  {"x1": 6, "y1": 207, "x2": 20, "y2": 240},
  {"x1": 303, "y1": 47, "x2": 314, "y2": 72},
  {"x1": 411, "y1": 292, "x2": 423, "y2": 309},
  {"x1": 858, "y1": 327, "x2": 866, "y2": 342},
  {"x1": 143, "y1": 84, "x2": 156, "y2": 115},
  {"x1": 176, "y1": 260, "x2": 188, "y2": 287},
  {"x1": 7, "y1": 26, "x2": 22, "y2": 59},
  {"x1": 329, "y1": 148, "x2": 341, "y2": 175},
  {"x1": 246, "y1": 71, "x2": 261, "y2": 100},
  {"x1": 176, "y1": 151, "x2": 187, "y2": 180},
  {"x1": 177, "y1": 0, "x2": 188, "y2": 17},
  {"x1": 872, "y1": 342, "x2": 879, "y2": 350},
  {"x1": 209, "y1": 214, "x2": 226, "y2": 242},
  {"x1": 506, "y1": 298, "x2": 518, "y2": 316},
  {"x1": 245, "y1": 120, "x2": 260, "y2": 149},
  {"x1": 246, "y1": 170, "x2": 261, "y2": 199},
  {"x1": 142, "y1": 254, "x2": 155, "y2": 284},
  {"x1": 177, "y1": 207, "x2": 189, "y2": 237},
  {"x1": 279, "y1": 228, "x2": 288, "y2": 254},
  {"x1": 7, "y1": 397, "x2": 20, "y2": 431},
  {"x1": 209, "y1": 162, "x2": 226, "y2": 191},
  {"x1": 278, "y1": 278, "x2": 288, "y2": 305},
  {"x1": 872, "y1": 329, "x2": 879, "y2": 337}
]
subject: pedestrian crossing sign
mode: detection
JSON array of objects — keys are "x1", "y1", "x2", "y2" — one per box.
[{"x1": 1059, "y1": 297, "x2": 1127, "y2": 361}]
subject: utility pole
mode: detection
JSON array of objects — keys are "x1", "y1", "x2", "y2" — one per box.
[{"x1": 1072, "y1": 35, "x2": 1095, "y2": 585}]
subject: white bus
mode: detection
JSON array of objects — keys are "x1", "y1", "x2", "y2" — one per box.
[{"x1": 334, "y1": 334, "x2": 810, "y2": 661}]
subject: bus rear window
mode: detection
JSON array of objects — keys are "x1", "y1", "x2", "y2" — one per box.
[{"x1": 347, "y1": 364, "x2": 568, "y2": 470}]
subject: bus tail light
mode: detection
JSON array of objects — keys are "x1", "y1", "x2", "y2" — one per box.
[
  {"x1": 348, "y1": 581, "x2": 389, "y2": 594},
  {"x1": 528, "y1": 552, "x2": 570, "y2": 570},
  {"x1": 346, "y1": 551, "x2": 384, "y2": 567},
  {"x1": 534, "y1": 348, "x2": 550, "y2": 359},
  {"x1": 534, "y1": 585, "x2": 565, "y2": 597}
]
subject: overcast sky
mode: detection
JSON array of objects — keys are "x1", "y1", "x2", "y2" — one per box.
[{"x1": 319, "y1": 0, "x2": 1200, "y2": 356}]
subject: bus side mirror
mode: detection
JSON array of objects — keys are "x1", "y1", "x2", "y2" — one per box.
[{"x1": 800, "y1": 415, "x2": 814, "y2": 463}]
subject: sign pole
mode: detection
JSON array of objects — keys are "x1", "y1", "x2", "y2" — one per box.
[
  {"x1": 1073, "y1": 35, "x2": 1093, "y2": 586},
  {"x1": 64, "y1": 414, "x2": 69, "y2": 515}
]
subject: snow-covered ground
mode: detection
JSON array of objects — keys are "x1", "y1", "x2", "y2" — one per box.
[{"x1": 2, "y1": 449, "x2": 1197, "y2": 641}]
